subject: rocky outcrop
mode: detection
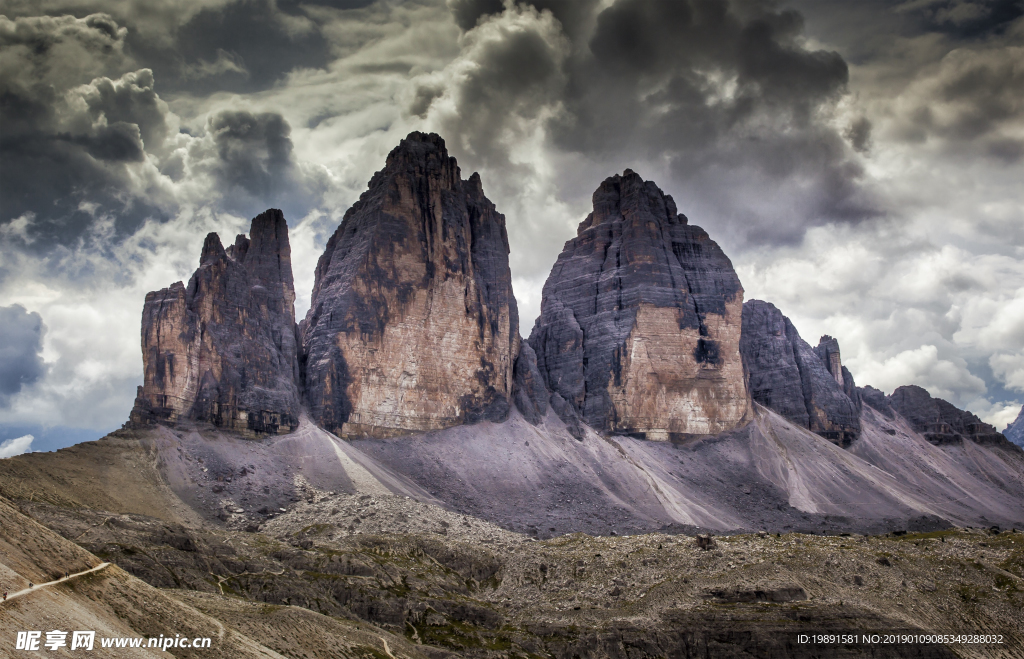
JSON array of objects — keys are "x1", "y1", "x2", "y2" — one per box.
[
  {"x1": 300, "y1": 132, "x2": 519, "y2": 439},
  {"x1": 858, "y1": 385, "x2": 894, "y2": 418},
  {"x1": 527, "y1": 170, "x2": 750, "y2": 440},
  {"x1": 129, "y1": 209, "x2": 301, "y2": 436},
  {"x1": 512, "y1": 343, "x2": 548, "y2": 426},
  {"x1": 888, "y1": 385, "x2": 1007, "y2": 446},
  {"x1": 740, "y1": 300, "x2": 860, "y2": 446},
  {"x1": 1005, "y1": 407, "x2": 1024, "y2": 448}
]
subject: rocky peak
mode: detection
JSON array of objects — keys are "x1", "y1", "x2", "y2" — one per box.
[
  {"x1": 887, "y1": 385, "x2": 1007, "y2": 446},
  {"x1": 740, "y1": 300, "x2": 860, "y2": 446},
  {"x1": 129, "y1": 209, "x2": 301, "y2": 436},
  {"x1": 527, "y1": 170, "x2": 750, "y2": 440},
  {"x1": 300, "y1": 132, "x2": 519, "y2": 438},
  {"x1": 200, "y1": 232, "x2": 226, "y2": 264},
  {"x1": 815, "y1": 336, "x2": 844, "y2": 387}
]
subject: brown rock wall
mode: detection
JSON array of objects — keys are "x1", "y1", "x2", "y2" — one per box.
[
  {"x1": 301, "y1": 132, "x2": 519, "y2": 439},
  {"x1": 129, "y1": 210, "x2": 301, "y2": 436},
  {"x1": 529, "y1": 170, "x2": 750, "y2": 439},
  {"x1": 608, "y1": 300, "x2": 748, "y2": 438}
]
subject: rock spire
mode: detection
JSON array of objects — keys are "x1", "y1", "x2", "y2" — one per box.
[
  {"x1": 526, "y1": 170, "x2": 750, "y2": 439},
  {"x1": 739, "y1": 300, "x2": 861, "y2": 445},
  {"x1": 129, "y1": 209, "x2": 301, "y2": 436},
  {"x1": 300, "y1": 132, "x2": 519, "y2": 438}
]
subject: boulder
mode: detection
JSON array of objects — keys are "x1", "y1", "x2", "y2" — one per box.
[
  {"x1": 528, "y1": 170, "x2": 750, "y2": 440},
  {"x1": 300, "y1": 132, "x2": 519, "y2": 438},
  {"x1": 129, "y1": 209, "x2": 301, "y2": 436}
]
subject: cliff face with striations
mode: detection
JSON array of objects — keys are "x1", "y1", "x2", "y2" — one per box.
[
  {"x1": 740, "y1": 300, "x2": 861, "y2": 446},
  {"x1": 527, "y1": 170, "x2": 750, "y2": 440},
  {"x1": 129, "y1": 209, "x2": 301, "y2": 436},
  {"x1": 300, "y1": 132, "x2": 519, "y2": 439}
]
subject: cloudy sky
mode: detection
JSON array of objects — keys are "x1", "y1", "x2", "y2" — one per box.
[{"x1": 1, "y1": 0, "x2": 1022, "y2": 454}]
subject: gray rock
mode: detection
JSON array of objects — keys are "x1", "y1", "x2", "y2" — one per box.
[
  {"x1": 528, "y1": 170, "x2": 750, "y2": 439},
  {"x1": 858, "y1": 385, "x2": 894, "y2": 418},
  {"x1": 888, "y1": 385, "x2": 1009, "y2": 446},
  {"x1": 512, "y1": 343, "x2": 548, "y2": 426},
  {"x1": 740, "y1": 300, "x2": 860, "y2": 445},
  {"x1": 1004, "y1": 406, "x2": 1024, "y2": 448},
  {"x1": 300, "y1": 132, "x2": 519, "y2": 438},
  {"x1": 129, "y1": 209, "x2": 301, "y2": 436}
]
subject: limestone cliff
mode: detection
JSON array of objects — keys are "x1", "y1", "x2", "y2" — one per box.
[
  {"x1": 300, "y1": 132, "x2": 519, "y2": 439},
  {"x1": 527, "y1": 170, "x2": 750, "y2": 440},
  {"x1": 129, "y1": 209, "x2": 301, "y2": 435},
  {"x1": 740, "y1": 300, "x2": 860, "y2": 446}
]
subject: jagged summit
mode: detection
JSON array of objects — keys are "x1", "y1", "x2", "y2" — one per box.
[
  {"x1": 129, "y1": 209, "x2": 301, "y2": 436},
  {"x1": 526, "y1": 169, "x2": 750, "y2": 440},
  {"x1": 740, "y1": 300, "x2": 861, "y2": 445},
  {"x1": 879, "y1": 384, "x2": 1008, "y2": 446},
  {"x1": 300, "y1": 131, "x2": 519, "y2": 439}
]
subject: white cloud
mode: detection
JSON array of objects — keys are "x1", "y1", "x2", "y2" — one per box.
[{"x1": 0, "y1": 434, "x2": 33, "y2": 459}]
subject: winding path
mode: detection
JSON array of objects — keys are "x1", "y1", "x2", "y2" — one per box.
[{"x1": 1, "y1": 563, "x2": 111, "y2": 604}]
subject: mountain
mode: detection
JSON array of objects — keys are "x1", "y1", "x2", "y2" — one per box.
[
  {"x1": 740, "y1": 300, "x2": 861, "y2": 445},
  {"x1": 873, "y1": 384, "x2": 1009, "y2": 446},
  {"x1": 7, "y1": 424, "x2": 1016, "y2": 657},
  {"x1": 526, "y1": 170, "x2": 750, "y2": 441},
  {"x1": 300, "y1": 132, "x2": 519, "y2": 439},
  {"x1": 129, "y1": 209, "x2": 301, "y2": 436},
  {"x1": 1006, "y1": 406, "x2": 1024, "y2": 447},
  {"x1": 4, "y1": 133, "x2": 1024, "y2": 655}
]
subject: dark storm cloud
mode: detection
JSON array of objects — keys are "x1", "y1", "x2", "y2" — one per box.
[
  {"x1": 449, "y1": 0, "x2": 602, "y2": 38},
  {"x1": 0, "y1": 0, "x2": 348, "y2": 96},
  {"x1": 0, "y1": 14, "x2": 167, "y2": 248},
  {"x1": 846, "y1": 117, "x2": 873, "y2": 153},
  {"x1": 570, "y1": 0, "x2": 849, "y2": 143},
  {"x1": 203, "y1": 108, "x2": 332, "y2": 222},
  {"x1": 899, "y1": 0, "x2": 1024, "y2": 39},
  {"x1": 448, "y1": 0, "x2": 506, "y2": 31},
  {"x1": 436, "y1": 0, "x2": 872, "y2": 244},
  {"x1": 437, "y1": 8, "x2": 567, "y2": 168},
  {"x1": 0, "y1": 305, "x2": 47, "y2": 407},
  {"x1": 210, "y1": 110, "x2": 296, "y2": 196},
  {"x1": 140, "y1": 0, "x2": 335, "y2": 95}
]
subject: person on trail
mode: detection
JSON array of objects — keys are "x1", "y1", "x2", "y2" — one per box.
[
  {"x1": 3, "y1": 591, "x2": 7, "y2": 601},
  {"x1": 28, "y1": 582, "x2": 33, "y2": 588}
]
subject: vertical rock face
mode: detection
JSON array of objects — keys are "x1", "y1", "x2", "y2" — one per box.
[
  {"x1": 1005, "y1": 407, "x2": 1024, "y2": 448},
  {"x1": 815, "y1": 335, "x2": 862, "y2": 409},
  {"x1": 887, "y1": 385, "x2": 1006, "y2": 446},
  {"x1": 300, "y1": 132, "x2": 519, "y2": 439},
  {"x1": 528, "y1": 170, "x2": 750, "y2": 440},
  {"x1": 740, "y1": 300, "x2": 860, "y2": 445},
  {"x1": 512, "y1": 343, "x2": 549, "y2": 426},
  {"x1": 129, "y1": 209, "x2": 301, "y2": 436}
]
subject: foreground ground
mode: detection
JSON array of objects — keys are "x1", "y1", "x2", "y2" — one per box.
[
  {"x1": 1, "y1": 413, "x2": 1023, "y2": 657},
  {"x1": 3, "y1": 488, "x2": 1023, "y2": 657}
]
